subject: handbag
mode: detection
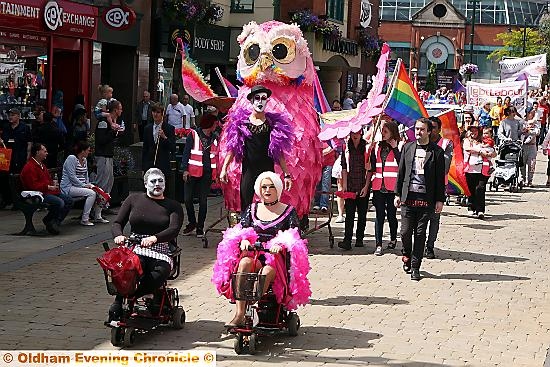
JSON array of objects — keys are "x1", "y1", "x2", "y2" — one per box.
[
  {"x1": 97, "y1": 245, "x2": 143, "y2": 297},
  {"x1": 0, "y1": 143, "x2": 12, "y2": 172}
]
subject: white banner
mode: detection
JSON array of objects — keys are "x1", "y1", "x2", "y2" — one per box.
[
  {"x1": 466, "y1": 80, "x2": 528, "y2": 113},
  {"x1": 499, "y1": 54, "x2": 547, "y2": 88}
]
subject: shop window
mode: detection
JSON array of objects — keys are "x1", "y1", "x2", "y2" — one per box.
[
  {"x1": 0, "y1": 43, "x2": 48, "y2": 124},
  {"x1": 326, "y1": 0, "x2": 344, "y2": 22},
  {"x1": 230, "y1": 0, "x2": 253, "y2": 13}
]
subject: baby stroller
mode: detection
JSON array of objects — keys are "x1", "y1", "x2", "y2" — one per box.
[
  {"x1": 100, "y1": 236, "x2": 185, "y2": 347},
  {"x1": 228, "y1": 242, "x2": 300, "y2": 355},
  {"x1": 490, "y1": 140, "x2": 523, "y2": 192}
]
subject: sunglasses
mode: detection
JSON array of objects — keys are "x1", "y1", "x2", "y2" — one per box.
[
  {"x1": 254, "y1": 95, "x2": 268, "y2": 102},
  {"x1": 261, "y1": 184, "x2": 276, "y2": 190}
]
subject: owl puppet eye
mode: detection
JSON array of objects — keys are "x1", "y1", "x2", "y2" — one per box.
[
  {"x1": 244, "y1": 43, "x2": 260, "y2": 65},
  {"x1": 271, "y1": 37, "x2": 296, "y2": 64}
]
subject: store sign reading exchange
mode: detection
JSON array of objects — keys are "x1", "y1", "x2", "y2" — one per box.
[{"x1": 44, "y1": 1, "x2": 95, "y2": 31}]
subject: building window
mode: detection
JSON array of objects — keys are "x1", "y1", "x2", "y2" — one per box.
[
  {"x1": 326, "y1": 0, "x2": 344, "y2": 22},
  {"x1": 230, "y1": 0, "x2": 253, "y2": 13}
]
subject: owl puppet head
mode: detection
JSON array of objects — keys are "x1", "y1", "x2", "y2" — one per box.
[{"x1": 237, "y1": 21, "x2": 315, "y2": 86}]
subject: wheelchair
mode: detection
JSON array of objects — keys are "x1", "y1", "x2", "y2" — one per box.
[
  {"x1": 102, "y1": 236, "x2": 185, "y2": 347},
  {"x1": 228, "y1": 242, "x2": 300, "y2": 355}
]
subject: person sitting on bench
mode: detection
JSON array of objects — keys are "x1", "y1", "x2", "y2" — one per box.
[{"x1": 20, "y1": 143, "x2": 73, "y2": 234}]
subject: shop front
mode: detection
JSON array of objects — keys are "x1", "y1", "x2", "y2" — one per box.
[
  {"x1": 304, "y1": 32, "x2": 362, "y2": 104},
  {"x1": 0, "y1": 0, "x2": 97, "y2": 126},
  {"x1": 158, "y1": 22, "x2": 231, "y2": 106}
]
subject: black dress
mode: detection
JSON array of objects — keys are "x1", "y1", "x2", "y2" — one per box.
[
  {"x1": 240, "y1": 203, "x2": 300, "y2": 244},
  {"x1": 240, "y1": 122, "x2": 274, "y2": 212}
]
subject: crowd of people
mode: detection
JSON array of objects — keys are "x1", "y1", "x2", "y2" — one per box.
[{"x1": 2, "y1": 81, "x2": 550, "y2": 285}]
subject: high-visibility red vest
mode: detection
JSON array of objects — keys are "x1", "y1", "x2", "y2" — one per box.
[
  {"x1": 370, "y1": 143, "x2": 398, "y2": 192},
  {"x1": 187, "y1": 129, "x2": 218, "y2": 179},
  {"x1": 437, "y1": 137, "x2": 451, "y2": 185}
]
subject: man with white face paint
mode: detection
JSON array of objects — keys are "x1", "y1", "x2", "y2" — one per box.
[
  {"x1": 109, "y1": 168, "x2": 184, "y2": 322},
  {"x1": 220, "y1": 85, "x2": 294, "y2": 213}
]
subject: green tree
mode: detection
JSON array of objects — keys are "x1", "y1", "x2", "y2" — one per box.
[
  {"x1": 425, "y1": 63, "x2": 437, "y2": 93},
  {"x1": 487, "y1": 27, "x2": 543, "y2": 61}
]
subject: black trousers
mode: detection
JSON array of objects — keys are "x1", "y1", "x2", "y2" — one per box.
[
  {"x1": 138, "y1": 121, "x2": 147, "y2": 142},
  {"x1": 372, "y1": 190, "x2": 398, "y2": 245},
  {"x1": 184, "y1": 174, "x2": 211, "y2": 229},
  {"x1": 134, "y1": 255, "x2": 171, "y2": 298},
  {"x1": 547, "y1": 156, "x2": 550, "y2": 177},
  {"x1": 343, "y1": 195, "x2": 368, "y2": 243},
  {"x1": 465, "y1": 172, "x2": 488, "y2": 214},
  {"x1": 0, "y1": 172, "x2": 11, "y2": 206},
  {"x1": 400, "y1": 205, "x2": 433, "y2": 269}
]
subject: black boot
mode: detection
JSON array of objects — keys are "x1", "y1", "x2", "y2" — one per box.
[
  {"x1": 425, "y1": 247, "x2": 435, "y2": 259},
  {"x1": 108, "y1": 297, "x2": 123, "y2": 322},
  {"x1": 411, "y1": 268, "x2": 421, "y2": 281},
  {"x1": 402, "y1": 256, "x2": 411, "y2": 273},
  {"x1": 338, "y1": 240, "x2": 352, "y2": 251}
]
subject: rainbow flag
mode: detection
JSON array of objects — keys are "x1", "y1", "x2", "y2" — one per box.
[
  {"x1": 384, "y1": 59, "x2": 428, "y2": 140},
  {"x1": 437, "y1": 109, "x2": 471, "y2": 196},
  {"x1": 313, "y1": 70, "x2": 331, "y2": 114}
]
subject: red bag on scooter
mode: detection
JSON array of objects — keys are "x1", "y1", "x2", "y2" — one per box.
[{"x1": 97, "y1": 246, "x2": 143, "y2": 297}]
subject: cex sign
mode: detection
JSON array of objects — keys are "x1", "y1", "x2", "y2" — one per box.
[
  {"x1": 102, "y1": 5, "x2": 136, "y2": 31},
  {"x1": 0, "y1": 0, "x2": 98, "y2": 39}
]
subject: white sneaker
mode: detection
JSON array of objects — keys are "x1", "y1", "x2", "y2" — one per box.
[
  {"x1": 80, "y1": 220, "x2": 94, "y2": 226},
  {"x1": 93, "y1": 217, "x2": 110, "y2": 224},
  {"x1": 477, "y1": 212, "x2": 485, "y2": 219},
  {"x1": 312, "y1": 206, "x2": 320, "y2": 211},
  {"x1": 467, "y1": 210, "x2": 475, "y2": 216},
  {"x1": 335, "y1": 216, "x2": 345, "y2": 223}
]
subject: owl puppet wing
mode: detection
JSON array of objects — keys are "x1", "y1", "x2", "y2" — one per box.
[{"x1": 218, "y1": 21, "x2": 322, "y2": 218}]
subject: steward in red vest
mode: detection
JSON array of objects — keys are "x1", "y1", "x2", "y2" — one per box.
[
  {"x1": 365, "y1": 120, "x2": 402, "y2": 255},
  {"x1": 181, "y1": 114, "x2": 219, "y2": 237},
  {"x1": 370, "y1": 142, "x2": 399, "y2": 192}
]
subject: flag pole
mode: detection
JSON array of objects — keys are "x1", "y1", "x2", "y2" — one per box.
[
  {"x1": 368, "y1": 58, "x2": 402, "y2": 150},
  {"x1": 215, "y1": 67, "x2": 231, "y2": 97}
]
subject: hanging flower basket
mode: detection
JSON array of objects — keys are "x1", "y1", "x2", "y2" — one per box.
[
  {"x1": 357, "y1": 29, "x2": 383, "y2": 60},
  {"x1": 459, "y1": 63, "x2": 479, "y2": 76},
  {"x1": 163, "y1": 0, "x2": 223, "y2": 24},
  {"x1": 291, "y1": 9, "x2": 341, "y2": 40}
]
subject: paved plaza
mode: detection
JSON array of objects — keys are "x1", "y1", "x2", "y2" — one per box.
[{"x1": 1, "y1": 154, "x2": 550, "y2": 366}]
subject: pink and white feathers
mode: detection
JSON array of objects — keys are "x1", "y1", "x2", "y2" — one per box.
[{"x1": 211, "y1": 225, "x2": 311, "y2": 310}]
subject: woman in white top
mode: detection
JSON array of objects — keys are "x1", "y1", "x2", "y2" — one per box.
[
  {"x1": 463, "y1": 122, "x2": 496, "y2": 219},
  {"x1": 60, "y1": 141, "x2": 99, "y2": 226}
]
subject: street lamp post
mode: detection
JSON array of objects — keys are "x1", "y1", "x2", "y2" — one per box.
[
  {"x1": 522, "y1": 21, "x2": 528, "y2": 57},
  {"x1": 468, "y1": 0, "x2": 478, "y2": 64}
]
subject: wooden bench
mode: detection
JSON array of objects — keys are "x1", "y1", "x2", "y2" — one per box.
[{"x1": 8, "y1": 168, "x2": 59, "y2": 236}]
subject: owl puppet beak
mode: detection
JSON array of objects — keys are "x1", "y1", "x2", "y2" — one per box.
[{"x1": 259, "y1": 53, "x2": 274, "y2": 71}]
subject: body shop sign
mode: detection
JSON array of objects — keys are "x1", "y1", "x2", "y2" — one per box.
[{"x1": 0, "y1": 0, "x2": 97, "y2": 39}]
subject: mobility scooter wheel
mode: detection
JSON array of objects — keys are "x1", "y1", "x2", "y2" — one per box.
[
  {"x1": 173, "y1": 307, "x2": 186, "y2": 329},
  {"x1": 122, "y1": 327, "x2": 136, "y2": 347},
  {"x1": 110, "y1": 328, "x2": 123, "y2": 347},
  {"x1": 288, "y1": 312, "x2": 300, "y2": 336},
  {"x1": 248, "y1": 333, "x2": 258, "y2": 354},
  {"x1": 233, "y1": 333, "x2": 244, "y2": 355}
]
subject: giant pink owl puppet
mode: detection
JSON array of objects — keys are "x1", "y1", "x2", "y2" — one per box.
[{"x1": 218, "y1": 21, "x2": 322, "y2": 218}]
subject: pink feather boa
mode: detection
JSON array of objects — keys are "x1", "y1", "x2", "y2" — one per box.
[{"x1": 211, "y1": 225, "x2": 311, "y2": 311}]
